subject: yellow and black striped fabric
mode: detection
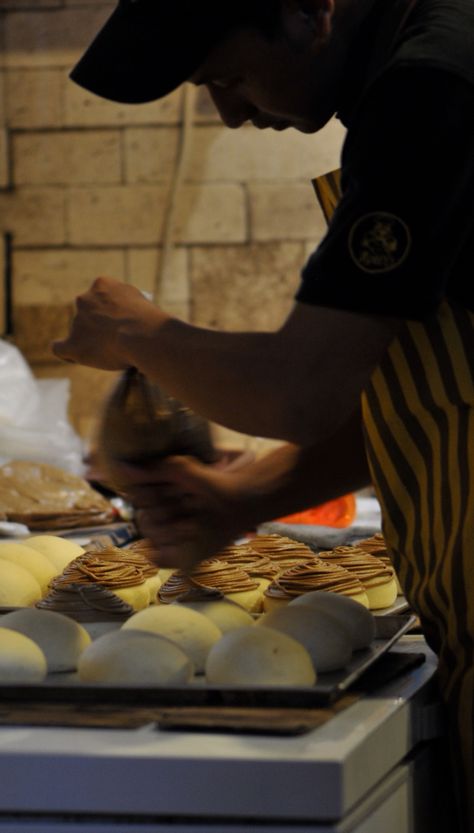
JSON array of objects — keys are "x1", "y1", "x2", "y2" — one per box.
[
  {"x1": 362, "y1": 301, "x2": 474, "y2": 659},
  {"x1": 311, "y1": 169, "x2": 342, "y2": 226},
  {"x1": 361, "y1": 300, "x2": 474, "y2": 830},
  {"x1": 312, "y1": 167, "x2": 474, "y2": 828}
]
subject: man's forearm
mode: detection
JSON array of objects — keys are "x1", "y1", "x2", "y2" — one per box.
[
  {"x1": 228, "y1": 407, "x2": 372, "y2": 530},
  {"x1": 127, "y1": 316, "x2": 291, "y2": 439},
  {"x1": 53, "y1": 277, "x2": 399, "y2": 446},
  {"x1": 122, "y1": 300, "x2": 400, "y2": 446}
]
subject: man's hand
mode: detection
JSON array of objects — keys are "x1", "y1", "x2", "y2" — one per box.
[
  {"x1": 110, "y1": 456, "x2": 247, "y2": 573},
  {"x1": 107, "y1": 408, "x2": 371, "y2": 574},
  {"x1": 52, "y1": 276, "x2": 167, "y2": 370}
]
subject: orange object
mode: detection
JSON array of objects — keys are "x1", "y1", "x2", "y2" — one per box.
[{"x1": 277, "y1": 494, "x2": 356, "y2": 528}]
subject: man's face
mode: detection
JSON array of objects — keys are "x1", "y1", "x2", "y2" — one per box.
[{"x1": 191, "y1": 20, "x2": 341, "y2": 134}]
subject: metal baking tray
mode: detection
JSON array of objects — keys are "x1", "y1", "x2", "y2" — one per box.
[{"x1": 0, "y1": 614, "x2": 417, "y2": 708}]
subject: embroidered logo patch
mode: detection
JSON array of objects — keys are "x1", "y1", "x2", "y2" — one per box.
[{"x1": 349, "y1": 212, "x2": 411, "y2": 274}]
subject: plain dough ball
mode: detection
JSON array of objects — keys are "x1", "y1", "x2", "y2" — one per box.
[
  {"x1": 0, "y1": 627, "x2": 47, "y2": 682},
  {"x1": 206, "y1": 625, "x2": 316, "y2": 686},
  {"x1": 122, "y1": 605, "x2": 221, "y2": 673},
  {"x1": 78, "y1": 629, "x2": 193, "y2": 685},
  {"x1": 24, "y1": 535, "x2": 84, "y2": 573},
  {"x1": 0, "y1": 542, "x2": 56, "y2": 594},
  {"x1": 173, "y1": 599, "x2": 254, "y2": 633},
  {"x1": 0, "y1": 608, "x2": 91, "y2": 672},
  {"x1": 260, "y1": 606, "x2": 352, "y2": 672},
  {"x1": 81, "y1": 621, "x2": 122, "y2": 641},
  {"x1": 289, "y1": 590, "x2": 376, "y2": 650},
  {"x1": 0, "y1": 559, "x2": 42, "y2": 606}
]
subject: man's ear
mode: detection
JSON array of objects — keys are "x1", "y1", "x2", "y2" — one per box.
[{"x1": 280, "y1": 0, "x2": 335, "y2": 46}]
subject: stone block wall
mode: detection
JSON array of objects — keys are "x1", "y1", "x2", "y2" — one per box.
[{"x1": 0, "y1": 0, "x2": 345, "y2": 452}]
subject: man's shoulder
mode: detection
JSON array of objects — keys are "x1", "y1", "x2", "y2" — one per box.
[
  {"x1": 340, "y1": 0, "x2": 474, "y2": 138},
  {"x1": 337, "y1": 0, "x2": 474, "y2": 131},
  {"x1": 387, "y1": 0, "x2": 474, "y2": 87}
]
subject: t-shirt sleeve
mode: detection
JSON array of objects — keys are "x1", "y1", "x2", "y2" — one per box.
[{"x1": 296, "y1": 67, "x2": 474, "y2": 319}]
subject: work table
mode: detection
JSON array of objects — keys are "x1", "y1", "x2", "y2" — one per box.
[{"x1": 0, "y1": 636, "x2": 452, "y2": 833}]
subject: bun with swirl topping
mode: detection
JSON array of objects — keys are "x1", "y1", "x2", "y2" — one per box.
[
  {"x1": 317, "y1": 547, "x2": 397, "y2": 609},
  {"x1": 354, "y1": 533, "x2": 387, "y2": 555},
  {"x1": 38, "y1": 545, "x2": 161, "y2": 619},
  {"x1": 159, "y1": 558, "x2": 269, "y2": 612},
  {"x1": 215, "y1": 544, "x2": 280, "y2": 580},
  {"x1": 354, "y1": 535, "x2": 403, "y2": 595},
  {"x1": 263, "y1": 559, "x2": 369, "y2": 612},
  {"x1": 248, "y1": 535, "x2": 318, "y2": 573}
]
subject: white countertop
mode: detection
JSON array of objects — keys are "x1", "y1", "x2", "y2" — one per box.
[{"x1": 0, "y1": 637, "x2": 442, "y2": 821}]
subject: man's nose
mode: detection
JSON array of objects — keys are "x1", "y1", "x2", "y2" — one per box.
[{"x1": 207, "y1": 85, "x2": 257, "y2": 128}]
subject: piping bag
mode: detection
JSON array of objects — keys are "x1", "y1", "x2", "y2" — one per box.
[
  {"x1": 97, "y1": 367, "x2": 217, "y2": 489},
  {"x1": 99, "y1": 367, "x2": 216, "y2": 463},
  {"x1": 97, "y1": 369, "x2": 233, "y2": 588},
  {"x1": 96, "y1": 368, "x2": 221, "y2": 578}
]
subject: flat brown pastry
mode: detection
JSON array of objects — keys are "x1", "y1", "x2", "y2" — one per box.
[{"x1": 0, "y1": 460, "x2": 115, "y2": 530}]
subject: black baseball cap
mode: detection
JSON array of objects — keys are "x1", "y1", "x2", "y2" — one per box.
[{"x1": 71, "y1": 0, "x2": 261, "y2": 105}]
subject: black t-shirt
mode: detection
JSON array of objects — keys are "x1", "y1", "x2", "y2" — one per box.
[{"x1": 297, "y1": 0, "x2": 474, "y2": 320}]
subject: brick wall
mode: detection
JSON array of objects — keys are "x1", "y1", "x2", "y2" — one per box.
[{"x1": 0, "y1": 0, "x2": 345, "y2": 451}]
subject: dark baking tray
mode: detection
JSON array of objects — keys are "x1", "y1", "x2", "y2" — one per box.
[{"x1": 0, "y1": 614, "x2": 416, "y2": 707}]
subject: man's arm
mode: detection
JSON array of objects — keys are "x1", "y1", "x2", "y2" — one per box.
[
  {"x1": 54, "y1": 277, "x2": 400, "y2": 444},
  {"x1": 228, "y1": 405, "x2": 371, "y2": 527},
  {"x1": 112, "y1": 406, "x2": 371, "y2": 570}
]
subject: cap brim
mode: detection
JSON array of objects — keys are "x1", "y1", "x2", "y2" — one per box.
[{"x1": 70, "y1": 3, "x2": 216, "y2": 104}]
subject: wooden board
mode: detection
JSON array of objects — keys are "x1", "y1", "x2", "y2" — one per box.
[
  {"x1": 0, "y1": 651, "x2": 425, "y2": 734},
  {"x1": 0, "y1": 696, "x2": 359, "y2": 735}
]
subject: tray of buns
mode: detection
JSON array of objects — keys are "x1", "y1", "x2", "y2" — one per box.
[
  {"x1": 0, "y1": 530, "x2": 416, "y2": 708},
  {"x1": 0, "y1": 613, "x2": 417, "y2": 708}
]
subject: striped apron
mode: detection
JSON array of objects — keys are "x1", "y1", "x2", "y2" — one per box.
[
  {"x1": 362, "y1": 300, "x2": 474, "y2": 829},
  {"x1": 313, "y1": 169, "x2": 474, "y2": 828}
]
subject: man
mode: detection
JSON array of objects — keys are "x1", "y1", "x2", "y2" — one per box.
[{"x1": 54, "y1": 0, "x2": 473, "y2": 827}]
